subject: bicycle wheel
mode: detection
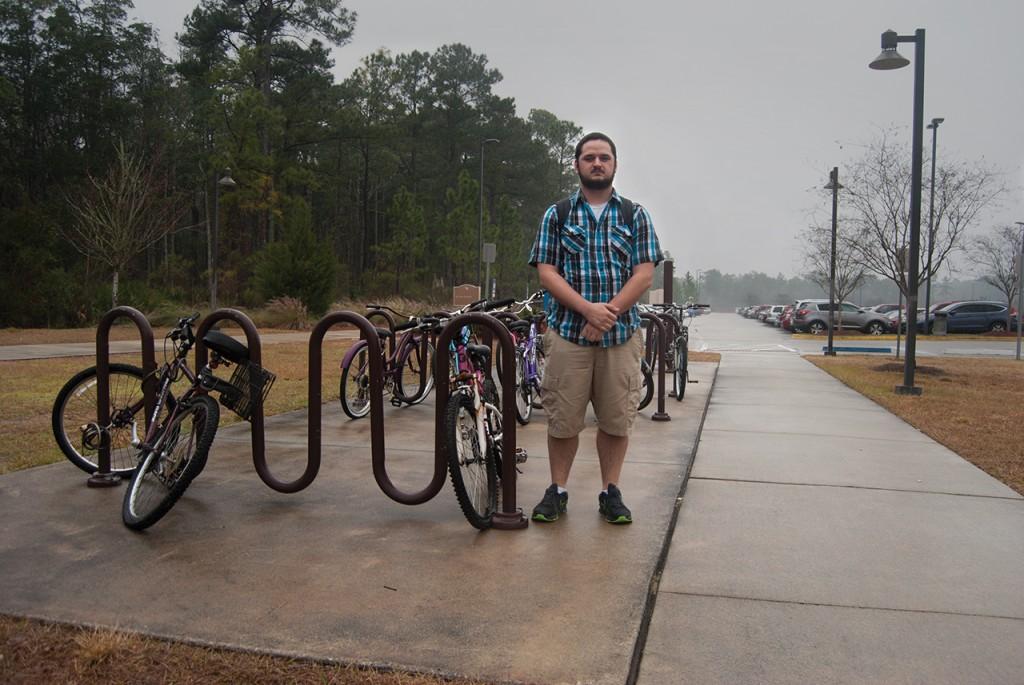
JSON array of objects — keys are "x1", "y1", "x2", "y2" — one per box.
[
  {"x1": 673, "y1": 338, "x2": 688, "y2": 401},
  {"x1": 122, "y1": 395, "x2": 218, "y2": 531},
  {"x1": 445, "y1": 390, "x2": 497, "y2": 530},
  {"x1": 52, "y1": 363, "x2": 172, "y2": 475},
  {"x1": 530, "y1": 343, "x2": 546, "y2": 409},
  {"x1": 395, "y1": 340, "x2": 435, "y2": 405},
  {"x1": 514, "y1": 349, "x2": 533, "y2": 425},
  {"x1": 339, "y1": 343, "x2": 372, "y2": 419},
  {"x1": 638, "y1": 359, "x2": 655, "y2": 411}
]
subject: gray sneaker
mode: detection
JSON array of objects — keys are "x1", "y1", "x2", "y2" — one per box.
[
  {"x1": 598, "y1": 483, "x2": 632, "y2": 524},
  {"x1": 532, "y1": 484, "x2": 568, "y2": 522}
]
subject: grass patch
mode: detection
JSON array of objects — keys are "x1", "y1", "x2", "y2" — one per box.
[
  {"x1": 806, "y1": 354, "x2": 1024, "y2": 494},
  {"x1": 0, "y1": 337, "x2": 355, "y2": 475},
  {"x1": 689, "y1": 351, "x2": 721, "y2": 363},
  {"x1": 0, "y1": 615, "x2": 487, "y2": 685}
]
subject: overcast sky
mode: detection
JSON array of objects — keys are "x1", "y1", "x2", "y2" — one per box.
[{"x1": 134, "y1": 0, "x2": 1024, "y2": 280}]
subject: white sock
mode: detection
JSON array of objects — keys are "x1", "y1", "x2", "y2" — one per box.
[{"x1": 557, "y1": 486, "x2": 567, "y2": 495}]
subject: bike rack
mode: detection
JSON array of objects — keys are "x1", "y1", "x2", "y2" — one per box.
[
  {"x1": 312, "y1": 311, "x2": 449, "y2": 504},
  {"x1": 639, "y1": 312, "x2": 670, "y2": 421},
  {"x1": 194, "y1": 308, "x2": 317, "y2": 492},
  {"x1": 364, "y1": 307, "x2": 397, "y2": 360},
  {"x1": 91, "y1": 306, "x2": 157, "y2": 487},
  {"x1": 657, "y1": 311, "x2": 682, "y2": 399},
  {"x1": 435, "y1": 313, "x2": 527, "y2": 530}
]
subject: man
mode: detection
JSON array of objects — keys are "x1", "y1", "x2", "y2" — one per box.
[{"x1": 527, "y1": 132, "x2": 662, "y2": 524}]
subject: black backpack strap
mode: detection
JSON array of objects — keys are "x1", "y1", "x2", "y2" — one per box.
[
  {"x1": 618, "y1": 196, "x2": 634, "y2": 230},
  {"x1": 555, "y1": 197, "x2": 572, "y2": 228}
]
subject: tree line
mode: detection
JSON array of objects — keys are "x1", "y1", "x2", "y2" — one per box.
[{"x1": 0, "y1": 0, "x2": 582, "y2": 327}]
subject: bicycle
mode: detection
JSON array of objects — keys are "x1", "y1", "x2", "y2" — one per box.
[
  {"x1": 338, "y1": 304, "x2": 436, "y2": 420},
  {"x1": 52, "y1": 314, "x2": 275, "y2": 530},
  {"x1": 442, "y1": 297, "x2": 525, "y2": 529},
  {"x1": 501, "y1": 290, "x2": 547, "y2": 425}
]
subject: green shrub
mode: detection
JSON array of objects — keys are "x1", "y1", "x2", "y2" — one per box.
[{"x1": 253, "y1": 200, "x2": 336, "y2": 316}]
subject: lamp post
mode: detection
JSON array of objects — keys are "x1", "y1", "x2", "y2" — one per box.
[
  {"x1": 1016, "y1": 220, "x2": 1024, "y2": 361},
  {"x1": 695, "y1": 269, "x2": 704, "y2": 301},
  {"x1": 209, "y1": 168, "x2": 237, "y2": 310},
  {"x1": 870, "y1": 28, "x2": 926, "y2": 396},
  {"x1": 924, "y1": 117, "x2": 944, "y2": 326},
  {"x1": 824, "y1": 167, "x2": 842, "y2": 356},
  {"x1": 478, "y1": 138, "x2": 500, "y2": 293}
]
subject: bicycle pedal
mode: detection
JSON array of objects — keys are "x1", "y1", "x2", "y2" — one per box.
[
  {"x1": 390, "y1": 397, "x2": 404, "y2": 407},
  {"x1": 515, "y1": 447, "x2": 528, "y2": 464}
]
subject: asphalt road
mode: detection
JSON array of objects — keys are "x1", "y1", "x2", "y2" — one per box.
[{"x1": 689, "y1": 312, "x2": 1023, "y2": 359}]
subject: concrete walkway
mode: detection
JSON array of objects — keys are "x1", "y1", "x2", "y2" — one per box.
[
  {"x1": 2, "y1": 313, "x2": 1022, "y2": 684},
  {"x1": 638, "y1": 314, "x2": 1024, "y2": 684}
]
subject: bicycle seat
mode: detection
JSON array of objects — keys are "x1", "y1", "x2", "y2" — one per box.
[
  {"x1": 467, "y1": 343, "x2": 491, "y2": 363},
  {"x1": 375, "y1": 327, "x2": 395, "y2": 339},
  {"x1": 508, "y1": 320, "x2": 530, "y2": 336},
  {"x1": 202, "y1": 330, "x2": 250, "y2": 363}
]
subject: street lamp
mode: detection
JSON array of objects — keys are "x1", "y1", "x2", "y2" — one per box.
[
  {"x1": 870, "y1": 28, "x2": 926, "y2": 396},
  {"x1": 924, "y1": 117, "x2": 944, "y2": 325},
  {"x1": 209, "y1": 168, "x2": 237, "y2": 310},
  {"x1": 824, "y1": 167, "x2": 843, "y2": 356},
  {"x1": 1016, "y1": 220, "x2": 1024, "y2": 361},
  {"x1": 695, "y1": 269, "x2": 704, "y2": 301},
  {"x1": 478, "y1": 138, "x2": 500, "y2": 293}
]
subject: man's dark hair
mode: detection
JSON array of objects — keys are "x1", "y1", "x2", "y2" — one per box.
[{"x1": 574, "y1": 132, "x2": 617, "y2": 161}]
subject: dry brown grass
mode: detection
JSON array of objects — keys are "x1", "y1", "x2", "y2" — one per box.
[
  {"x1": 0, "y1": 615, "x2": 489, "y2": 685},
  {"x1": 806, "y1": 354, "x2": 1024, "y2": 494},
  {"x1": 689, "y1": 351, "x2": 721, "y2": 363},
  {"x1": 0, "y1": 337, "x2": 355, "y2": 475}
]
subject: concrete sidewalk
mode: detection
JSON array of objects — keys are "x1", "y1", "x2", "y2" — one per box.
[
  {"x1": 638, "y1": 341, "x2": 1024, "y2": 684},
  {"x1": 0, "y1": 357, "x2": 714, "y2": 685}
]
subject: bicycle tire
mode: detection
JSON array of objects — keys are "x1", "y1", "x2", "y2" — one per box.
[
  {"x1": 52, "y1": 363, "x2": 172, "y2": 475},
  {"x1": 530, "y1": 343, "x2": 546, "y2": 410},
  {"x1": 638, "y1": 359, "x2": 655, "y2": 411},
  {"x1": 445, "y1": 390, "x2": 497, "y2": 530},
  {"x1": 514, "y1": 349, "x2": 533, "y2": 425},
  {"x1": 339, "y1": 343, "x2": 372, "y2": 419},
  {"x1": 122, "y1": 395, "x2": 218, "y2": 531},
  {"x1": 395, "y1": 340, "x2": 435, "y2": 405},
  {"x1": 673, "y1": 339, "x2": 687, "y2": 401}
]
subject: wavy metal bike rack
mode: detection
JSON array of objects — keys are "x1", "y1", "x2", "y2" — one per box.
[
  {"x1": 639, "y1": 312, "x2": 670, "y2": 421},
  {"x1": 92, "y1": 306, "x2": 157, "y2": 487},
  {"x1": 364, "y1": 307, "x2": 397, "y2": 359},
  {"x1": 311, "y1": 311, "x2": 448, "y2": 504},
  {"x1": 435, "y1": 313, "x2": 527, "y2": 530}
]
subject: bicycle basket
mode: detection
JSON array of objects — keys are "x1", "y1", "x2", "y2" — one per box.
[{"x1": 219, "y1": 360, "x2": 276, "y2": 422}]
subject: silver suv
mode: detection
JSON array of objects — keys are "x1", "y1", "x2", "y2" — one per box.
[{"x1": 793, "y1": 301, "x2": 890, "y2": 335}]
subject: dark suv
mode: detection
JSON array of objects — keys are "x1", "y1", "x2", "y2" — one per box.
[{"x1": 916, "y1": 301, "x2": 1016, "y2": 333}]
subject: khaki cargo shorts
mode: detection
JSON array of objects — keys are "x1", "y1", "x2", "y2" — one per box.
[{"x1": 541, "y1": 329, "x2": 644, "y2": 438}]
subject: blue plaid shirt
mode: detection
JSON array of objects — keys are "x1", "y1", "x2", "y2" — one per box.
[{"x1": 529, "y1": 189, "x2": 663, "y2": 346}]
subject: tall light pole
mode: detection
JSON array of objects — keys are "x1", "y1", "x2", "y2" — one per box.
[
  {"x1": 695, "y1": 269, "x2": 704, "y2": 301},
  {"x1": 870, "y1": 28, "x2": 926, "y2": 396},
  {"x1": 209, "y1": 168, "x2": 237, "y2": 310},
  {"x1": 478, "y1": 138, "x2": 499, "y2": 293},
  {"x1": 824, "y1": 167, "x2": 843, "y2": 356},
  {"x1": 924, "y1": 117, "x2": 944, "y2": 325},
  {"x1": 1016, "y1": 220, "x2": 1024, "y2": 361}
]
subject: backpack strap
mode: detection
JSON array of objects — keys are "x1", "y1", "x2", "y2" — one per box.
[{"x1": 554, "y1": 195, "x2": 635, "y2": 230}]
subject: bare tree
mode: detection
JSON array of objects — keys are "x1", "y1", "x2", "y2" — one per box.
[
  {"x1": 843, "y1": 129, "x2": 1006, "y2": 297},
  {"x1": 64, "y1": 143, "x2": 185, "y2": 305},
  {"x1": 798, "y1": 221, "x2": 867, "y2": 328},
  {"x1": 972, "y1": 224, "x2": 1021, "y2": 318}
]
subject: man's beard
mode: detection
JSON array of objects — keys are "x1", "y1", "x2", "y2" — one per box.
[{"x1": 578, "y1": 171, "x2": 614, "y2": 190}]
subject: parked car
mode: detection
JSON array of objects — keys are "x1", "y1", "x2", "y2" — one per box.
[
  {"x1": 792, "y1": 301, "x2": 891, "y2": 335},
  {"x1": 866, "y1": 303, "x2": 901, "y2": 315},
  {"x1": 779, "y1": 304, "x2": 794, "y2": 330},
  {"x1": 764, "y1": 305, "x2": 785, "y2": 325},
  {"x1": 915, "y1": 300, "x2": 1016, "y2": 333}
]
